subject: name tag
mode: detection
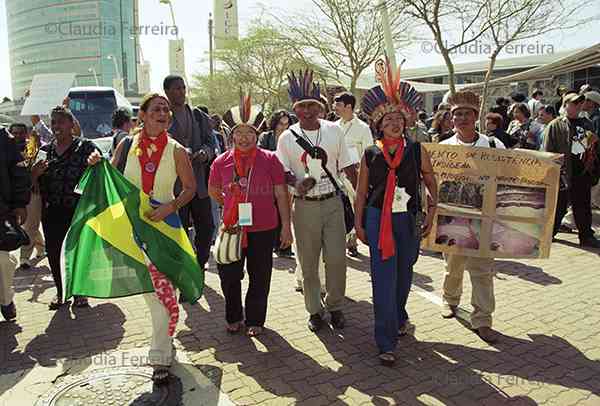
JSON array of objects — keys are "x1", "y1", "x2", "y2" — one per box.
[
  {"x1": 392, "y1": 187, "x2": 410, "y2": 213},
  {"x1": 238, "y1": 203, "x2": 253, "y2": 226},
  {"x1": 307, "y1": 157, "x2": 323, "y2": 179}
]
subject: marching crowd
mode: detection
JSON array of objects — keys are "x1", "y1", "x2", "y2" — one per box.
[{"x1": 1, "y1": 68, "x2": 599, "y2": 380}]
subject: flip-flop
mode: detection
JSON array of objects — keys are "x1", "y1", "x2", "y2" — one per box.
[
  {"x1": 152, "y1": 366, "x2": 170, "y2": 385},
  {"x1": 378, "y1": 352, "x2": 395, "y2": 367},
  {"x1": 226, "y1": 322, "x2": 242, "y2": 334},
  {"x1": 246, "y1": 326, "x2": 263, "y2": 337}
]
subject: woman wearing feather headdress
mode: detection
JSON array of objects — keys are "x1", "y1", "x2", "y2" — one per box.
[
  {"x1": 354, "y1": 58, "x2": 438, "y2": 366},
  {"x1": 209, "y1": 94, "x2": 293, "y2": 337}
]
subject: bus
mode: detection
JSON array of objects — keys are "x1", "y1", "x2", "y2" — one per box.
[{"x1": 67, "y1": 86, "x2": 133, "y2": 155}]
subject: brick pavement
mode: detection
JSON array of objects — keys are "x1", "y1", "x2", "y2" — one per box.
[{"x1": 1, "y1": 229, "x2": 600, "y2": 405}]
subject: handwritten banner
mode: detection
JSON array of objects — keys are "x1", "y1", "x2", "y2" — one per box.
[{"x1": 422, "y1": 144, "x2": 561, "y2": 259}]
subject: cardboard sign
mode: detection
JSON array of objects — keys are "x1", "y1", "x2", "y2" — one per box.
[
  {"x1": 421, "y1": 144, "x2": 561, "y2": 259},
  {"x1": 21, "y1": 73, "x2": 76, "y2": 116}
]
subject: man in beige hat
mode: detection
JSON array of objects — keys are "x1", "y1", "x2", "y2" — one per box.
[
  {"x1": 440, "y1": 90, "x2": 504, "y2": 344},
  {"x1": 544, "y1": 92, "x2": 600, "y2": 248},
  {"x1": 583, "y1": 90, "x2": 600, "y2": 209}
]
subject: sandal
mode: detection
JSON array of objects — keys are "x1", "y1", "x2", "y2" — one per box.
[
  {"x1": 226, "y1": 322, "x2": 242, "y2": 334},
  {"x1": 73, "y1": 296, "x2": 89, "y2": 308},
  {"x1": 378, "y1": 352, "x2": 395, "y2": 367},
  {"x1": 48, "y1": 296, "x2": 65, "y2": 311},
  {"x1": 246, "y1": 326, "x2": 263, "y2": 337},
  {"x1": 152, "y1": 366, "x2": 170, "y2": 385}
]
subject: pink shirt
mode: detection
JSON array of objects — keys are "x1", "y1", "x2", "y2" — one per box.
[{"x1": 209, "y1": 148, "x2": 285, "y2": 232}]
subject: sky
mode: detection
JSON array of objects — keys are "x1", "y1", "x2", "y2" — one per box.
[{"x1": 0, "y1": 0, "x2": 599, "y2": 99}]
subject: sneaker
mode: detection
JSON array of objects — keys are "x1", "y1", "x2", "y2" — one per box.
[
  {"x1": 330, "y1": 310, "x2": 345, "y2": 329},
  {"x1": 18, "y1": 261, "x2": 31, "y2": 270},
  {"x1": 580, "y1": 236, "x2": 600, "y2": 249},
  {"x1": 308, "y1": 313, "x2": 323, "y2": 332},
  {"x1": 1, "y1": 302, "x2": 16, "y2": 321},
  {"x1": 398, "y1": 320, "x2": 412, "y2": 336},
  {"x1": 441, "y1": 304, "x2": 457, "y2": 318},
  {"x1": 347, "y1": 247, "x2": 359, "y2": 257}
]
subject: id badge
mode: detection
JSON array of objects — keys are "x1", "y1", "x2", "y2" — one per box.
[
  {"x1": 307, "y1": 157, "x2": 323, "y2": 179},
  {"x1": 238, "y1": 203, "x2": 253, "y2": 226},
  {"x1": 392, "y1": 187, "x2": 410, "y2": 213}
]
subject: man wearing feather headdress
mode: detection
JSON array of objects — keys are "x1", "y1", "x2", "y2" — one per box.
[
  {"x1": 440, "y1": 90, "x2": 505, "y2": 344},
  {"x1": 276, "y1": 70, "x2": 358, "y2": 332}
]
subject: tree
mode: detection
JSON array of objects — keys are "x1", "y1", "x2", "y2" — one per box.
[
  {"x1": 189, "y1": 72, "x2": 241, "y2": 116},
  {"x1": 477, "y1": 0, "x2": 598, "y2": 123},
  {"x1": 271, "y1": 0, "x2": 412, "y2": 93},
  {"x1": 190, "y1": 22, "x2": 317, "y2": 115},
  {"x1": 391, "y1": 0, "x2": 495, "y2": 96}
]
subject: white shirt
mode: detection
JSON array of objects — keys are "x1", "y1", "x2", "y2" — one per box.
[
  {"x1": 441, "y1": 133, "x2": 506, "y2": 149},
  {"x1": 528, "y1": 98, "x2": 542, "y2": 117},
  {"x1": 335, "y1": 115, "x2": 373, "y2": 162},
  {"x1": 276, "y1": 120, "x2": 356, "y2": 197}
]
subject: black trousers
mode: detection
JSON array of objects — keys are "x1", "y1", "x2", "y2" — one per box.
[
  {"x1": 553, "y1": 174, "x2": 594, "y2": 241},
  {"x1": 217, "y1": 229, "x2": 275, "y2": 327},
  {"x1": 179, "y1": 195, "x2": 214, "y2": 269},
  {"x1": 41, "y1": 205, "x2": 75, "y2": 299}
]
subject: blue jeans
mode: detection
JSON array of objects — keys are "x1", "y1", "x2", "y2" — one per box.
[{"x1": 366, "y1": 207, "x2": 419, "y2": 353}]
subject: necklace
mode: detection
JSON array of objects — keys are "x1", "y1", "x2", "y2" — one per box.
[
  {"x1": 300, "y1": 126, "x2": 322, "y2": 148},
  {"x1": 457, "y1": 134, "x2": 479, "y2": 147}
]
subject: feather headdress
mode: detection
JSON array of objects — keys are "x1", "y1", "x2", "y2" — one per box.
[
  {"x1": 222, "y1": 91, "x2": 265, "y2": 132},
  {"x1": 361, "y1": 56, "x2": 422, "y2": 125},
  {"x1": 287, "y1": 69, "x2": 321, "y2": 105}
]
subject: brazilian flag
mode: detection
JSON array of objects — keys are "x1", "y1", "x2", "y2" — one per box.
[{"x1": 61, "y1": 160, "x2": 204, "y2": 303}]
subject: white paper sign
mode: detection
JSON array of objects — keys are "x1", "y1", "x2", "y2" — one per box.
[
  {"x1": 307, "y1": 157, "x2": 323, "y2": 179},
  {"x1": 392, "y1": 187, "x2": 410, "y2": 213},
  {"x1": 238, "y1": 203, "x2": 253, "y2": 226},
  {"x1": 21, "y1": 73, "x2": 76, "y2": 116}
]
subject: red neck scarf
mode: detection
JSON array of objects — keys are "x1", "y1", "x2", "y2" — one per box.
[
  {"x1": 377, "y1": 137, "x2": 405, "y2": 260},
  {"x1": 137, "y1": 130, "x2": 169, "y2": 195},
  {"x1": 223, "y1": 147, "x2": 258, "y2": 248}
]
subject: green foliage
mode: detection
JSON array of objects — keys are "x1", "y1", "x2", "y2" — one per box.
[{"x1": 189, "y1": 23, "x2": 321, "y2": 116}]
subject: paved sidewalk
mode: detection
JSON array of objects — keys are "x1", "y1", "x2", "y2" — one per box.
[{"x1": 1, "y1": 229, "x2": 600, "y2": 405}]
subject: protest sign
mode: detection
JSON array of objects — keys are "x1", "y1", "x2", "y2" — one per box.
[
  {"x1": 21, "y1": 73, "x2": 76, "y2": 116},
  {"x1": 422, "y1": 144, "x2": 561, "y2": 259}
]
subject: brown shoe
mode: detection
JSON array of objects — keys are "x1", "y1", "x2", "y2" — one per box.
[
  {"x1": 441, "y1": 304, "x2": 457, "y2": 318},
  {"x1": 475, "y1": 326, "x2": 499, "y2": 343}
]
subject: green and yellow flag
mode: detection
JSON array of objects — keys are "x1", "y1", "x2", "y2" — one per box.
[{"x1": 61, "y1": 160, "x2": 204, "y2": 303}]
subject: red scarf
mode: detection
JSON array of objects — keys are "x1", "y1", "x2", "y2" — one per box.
[
  {"x1": 377, "y1": 137, "x2": 405, "y2": 260},
  {"x1": 223, "y1": 147, "x2": 257, "y2": 248},
  {"x1": 137, "y1": 130, "x2": 169, "y2": 195}
]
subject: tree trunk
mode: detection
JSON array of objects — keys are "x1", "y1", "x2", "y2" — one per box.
[
  {"x1": 479, "y1": 52, "x2": 499, "y2": 132},
  {"x1": 440, "y1": 48, "x2": 456, "y2": 96}
]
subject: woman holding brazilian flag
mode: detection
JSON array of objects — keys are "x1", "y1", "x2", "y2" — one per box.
[{"x1": 67, "y1": 92, "x2": 203, "y2": 384}]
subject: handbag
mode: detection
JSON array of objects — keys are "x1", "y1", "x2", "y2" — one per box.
[
  {"x1": 0, "y1": 216, "x2": 30, "y2": 252},
  {"x1": 215, "y1": 165, "x2": 253, "y2": 265},
  {"x1": 289, "y1": 129, "x2": 355, "y2": 234},
  {"x1": 215, "y1": 228, "x2": 242, "y2": 265}
]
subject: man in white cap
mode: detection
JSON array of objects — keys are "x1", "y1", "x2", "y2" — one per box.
[
  {"x1": 440, "y1": 90, "x2": 505, "y2": 344},
  {"x1": 544, "y1": 92, "x2": 600, "y2": 248}
]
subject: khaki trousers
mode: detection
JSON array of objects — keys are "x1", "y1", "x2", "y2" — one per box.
[
  {"x1": 442, "y1": 254, "x2": 495, "y2": 329},
  {"x1": 143, "y1": 292, "x2": 173, "y2": 366},
  {"x1": 0, "y1": 251, "x2": 17, "y2": 305},
  {"x1": 293, "y1": 196, "x2": 347, "y2": 315},
  {"x1": 20, "y1": 192, "x2": 45, "y2": 262}
]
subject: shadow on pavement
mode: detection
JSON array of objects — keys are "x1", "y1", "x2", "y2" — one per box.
[{"x1": 493, "y1": 260, "x2": 562, "y2": 286}]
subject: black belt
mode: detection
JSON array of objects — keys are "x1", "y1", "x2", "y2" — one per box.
[{"x1": 295, "y1": 191, "x2": 336, "y2": 201}]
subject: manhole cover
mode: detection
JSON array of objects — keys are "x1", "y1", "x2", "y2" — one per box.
[{"x1": 35, "y1": 367, "x2": 183, "y2": 406}]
